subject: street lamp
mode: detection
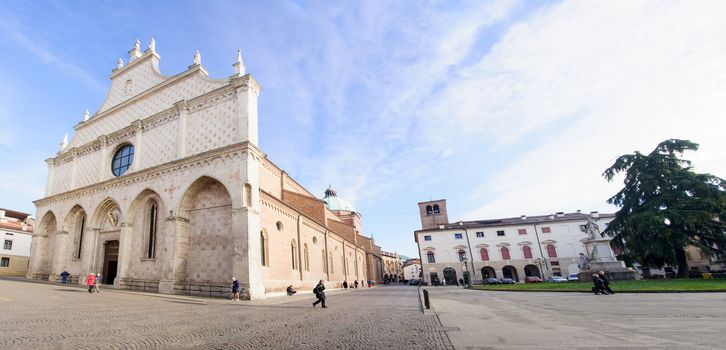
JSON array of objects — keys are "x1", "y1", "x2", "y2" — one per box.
[
  {"x1": 535, "y1": 257, "x2": 546, "y2": 280},
  {"x1": 461, "y1": 254, "x2": 471, "y2": 287}
]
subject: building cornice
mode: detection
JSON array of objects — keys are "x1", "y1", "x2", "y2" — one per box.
[{"x1": 35, "y1": 142, "x2": 262, "y2": 208}]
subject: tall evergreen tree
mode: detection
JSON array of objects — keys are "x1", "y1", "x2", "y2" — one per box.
[{"x1": 603, "y1": 139, "x2": 726, "y2": 278}]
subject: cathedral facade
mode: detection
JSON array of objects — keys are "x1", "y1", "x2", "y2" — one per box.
[{"x1": 28, "y1": 40, "x2": 380, "y2": 299}]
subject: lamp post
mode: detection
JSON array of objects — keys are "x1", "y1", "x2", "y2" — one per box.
[
  {"x1": 535, "y1": 257, "x2": 545, "y2": 281},
  {"x1": 461, "y1": 254, "x2": 471, "y2": 287}
]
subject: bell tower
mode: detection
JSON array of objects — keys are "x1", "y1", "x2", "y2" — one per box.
[{"x1": 418, "y1": 199, "x2": 449, "y2": 230}]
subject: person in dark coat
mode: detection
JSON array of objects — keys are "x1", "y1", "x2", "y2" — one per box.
[
  {"x1": 231, "y1": 277, "x2": 241, "y2": 301},
  {"x1": 343, "y1": 281, "x2": 348, "y2": 289},
  {"x1": 312, "y1": 280, "x2": 327, "y2": 308},
  {"x1": 592, "y1": 274, "x2": 606, "y2": 295},
  {"x1": 286, "y1": 285, "x2": 296, "y2": 296},
  {"x1": 354, "y1": 280, "x2": 359, "y2": 289},
  {"x1": 60, "y1": 271, "x2": 70, "y2": 284},
  {"x1": 598, "y1": 271, "x2": 614, "y2": 294}
]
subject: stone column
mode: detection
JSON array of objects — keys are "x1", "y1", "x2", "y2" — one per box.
[
  {"x1": 174, "y1": 100, "x2": 188, "y2": 159},
  {"x1": 50, "y1": 231, "x2": 70, "y2": 278},
  {"x1": 158, "y1": 215, "x2": 189, "y2": 294},
  {"x1": 231, "y1": 148, "x2": 263, "y2": 300},
  {"x1": 116, "y1": 223, "x2": 134, "y2": 286}
]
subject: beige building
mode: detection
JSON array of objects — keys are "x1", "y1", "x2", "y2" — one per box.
[
  {"x1": 28, "y1": 40, "x2": 383, "y2": 299},
  {"x1": 1, "y1": 209, "x2": 34, "y2": 275},
  {"x1": 381, "y1": 251, "x2": 401, "y2": 282}
]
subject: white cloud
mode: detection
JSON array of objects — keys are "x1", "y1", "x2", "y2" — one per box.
[{"x1": 441, "y1": 0, "x2": 726, "y2": 219}]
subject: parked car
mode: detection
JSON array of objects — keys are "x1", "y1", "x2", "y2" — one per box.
[
  {"x1": 547, "y1": 276, "x2": 568, "y2": 283},
  {"x1": 499, "y1": 278, "x2": 516, "y2": 284},
  {"x1": 407, "y1": 279, "x2": 420, "y2": 286},
  {"x1": 483, "y1": 277, "x2": 500, "y2": 285},
  {"x1": 524, "y1": 276, "x2": 543, "y2": 283},
  {"x1": 567, "y1": 273, "x2": 579, "y2": 281}
]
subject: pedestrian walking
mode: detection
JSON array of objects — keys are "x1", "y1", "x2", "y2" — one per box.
[
  {"x1": 60, "y1": 271, "x2": 70, "y2": 284},
  {"x1": 86, "y1": 273, "x2": 96, "y2": 293},
  {"x1": 598, "y1": 271, "x2": 614, "y2": 294},
  {"x1": 94, "y1": 274, "x2": 103, "y2": 293},
  {"x1": 312, "y1": 280, "x2": 327, "y2": 308},
  {"x1": 354, "y1": 280, "x2": 358, "y2": 289},
  {"x1": 231, "y1": 277, "x2": 240, "y2": 301}
]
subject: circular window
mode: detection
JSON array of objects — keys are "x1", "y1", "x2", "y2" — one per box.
[{"x1": 112, "y1": 144, "x2": 134, "y2": 177}]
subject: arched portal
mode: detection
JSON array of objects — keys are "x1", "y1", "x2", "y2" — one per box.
[
  {"x1": 481, "y1": 266, "x2": 496, "y2": 279},
  {"x1": 524, "y1": 264, "x2": 541, "y2": 277},
  {"x1": 179, "y1": 176, "x2": 233, "y2": 283},
  {"x1": 443, "y1": 267, "x2": 457, "y2": 285},
  {"x1": 32, "y1": 211, "x2": 58, "y2": 277},
  {"x1": 502, "y1": 265, "x2": 519, "y2": 281},
  {"x1": 92, "y1": 198, "x2": 123, "y2": 285}
]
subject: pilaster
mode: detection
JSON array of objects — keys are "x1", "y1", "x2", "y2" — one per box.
[{"x1": 116, "y1": 223, "x2": 134, "y2": 286}]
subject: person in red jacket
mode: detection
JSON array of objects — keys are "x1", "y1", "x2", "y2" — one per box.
[{"x1": 86, "y1": 273, "x2": 96, "y2": 293}]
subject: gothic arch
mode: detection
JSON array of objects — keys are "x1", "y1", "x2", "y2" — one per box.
[
  {"x1": 91, "y1": 197, "x2": 123, "y2": 230},
  {"x1": 179, "y1": 176, "x2": 233, "y2": 283},
  {"x1": 128, "y1": 189, "x2": 164, "y2": 262},
  {"x1": 63, "y1": 205, "x2": 88, "y2": 262},
  {"x1": 32, "y1": 211, "x2": 58, "y2": 275}
]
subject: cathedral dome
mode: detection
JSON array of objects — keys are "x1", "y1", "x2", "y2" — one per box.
[{"x1": 323, "y1": 186, "x2": 357, "y2": 212}]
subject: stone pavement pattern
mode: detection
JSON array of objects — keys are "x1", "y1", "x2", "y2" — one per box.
[
  {"x1": 428, "y1": 287, "x2": 726, "y2": 350},
  {"x1": 0, "y1": 280, "x2": 451, "y2": 349}
]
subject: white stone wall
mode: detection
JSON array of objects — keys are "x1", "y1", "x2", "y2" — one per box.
[{"x1": 417, "y1": 215, "x2": 613, "y2": 283}]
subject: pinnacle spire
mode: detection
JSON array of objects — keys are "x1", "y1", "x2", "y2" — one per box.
[
  {"x1": 83, "y1": 110, "x2": 90, "y2": 121},
  {"x1": 232, "y1": 49, "x2": 246, "y2": 77},
  {"x1": 129, "y1": 38, "x2": 142, "y2": 61},
  {"x1": 148, "y1": 37, "x2": 156, "y2": 52},
  {"x1": 116, "y1": 58, "x2": 124, "y2": 69},
  {"x1": 60, "y1": 133, "x2": 68, "y2": 150}
]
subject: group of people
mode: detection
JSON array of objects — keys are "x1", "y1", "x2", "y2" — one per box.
[
  {"x1": 85, "y1": 273, "x2": 103, "y2": 293},
  {"x1": 592, "y1": 271, "x2": 614, "y2": 295},
  {"x1": 341, "y1": 280, "x2": 360, "y2": 289}
]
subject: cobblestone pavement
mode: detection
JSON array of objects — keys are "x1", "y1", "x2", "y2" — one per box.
[
  {"x1": 0, "y1": 279, "x2": 452, "y2": 350},
  {"x1": 428, "y1": 286, "x2": 726, "y2": 350}
]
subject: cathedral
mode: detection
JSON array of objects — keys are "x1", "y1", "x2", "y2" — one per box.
[{"x1": 28, "y1": 39, "x2": 383, "y2": 299}]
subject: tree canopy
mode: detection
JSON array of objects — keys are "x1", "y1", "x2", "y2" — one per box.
[{"x1": 602, "y1": 139, "x2": 726, "y2": 277}]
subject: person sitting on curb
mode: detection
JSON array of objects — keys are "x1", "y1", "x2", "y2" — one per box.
[{"x1": 286, "y1": 285, "x2": 297, "y2": 296}]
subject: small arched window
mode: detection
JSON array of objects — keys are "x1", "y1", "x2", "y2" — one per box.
[
  {"x1": 244, "y1": 183, "x2": 252, "y2": 207},
  {"x1": 426, "y1": 205, "x2": 433, "y2": 215},
  {"x1": 523, "y1": 245, "x2": 533, "y2": 259},
  {"x1": 547, "y1": 244, "x2": 557, "y2": 258},
  {"x1": 433, "y1": 204, "x2": 440, "y2": 214},
  {"x1": 291, "y1": 240, "x2": 298, "y2": 270},
  {"x1": 304, "y1": 244, "x2": 310, "y2": 271},
  {"x1": 501, "y1": 247, "x2": 511, "y2": 260},
  {"x1": 75, "y1": 215, "x2": 86, "y2": 260},
  {"x1": 112, "y1": 144, "x2": 134, "y2": 177},
  {"x1": 322, "y1": 250, "x2": 327, "y2": 272},
  {"x1": 260, "y1": 231, "x2": 268, "y2": 266},
  {"x1": 145, "y1": 200, "x2": 158, "y2": 259},
  {"x1": 427, "y1": 251, "x2": 436, "y2": 263},
  {"x1": 480, "y1": 248, "x2": 489, "y2": 261}
]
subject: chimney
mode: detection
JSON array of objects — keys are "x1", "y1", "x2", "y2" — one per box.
[
  {"x1": 590, "y1": 211, "x2": 599, "y2": 218},
  {"x1": 556, "y1": 212, "x2": 564, "y2": 218},
  {"x1": 521, "y1": 215, "x2": 527, "y2": 220}
]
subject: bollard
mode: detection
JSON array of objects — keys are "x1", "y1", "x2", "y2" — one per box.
[{"x1": 423, "y1": 289, "x2": 430, "y2": 309}]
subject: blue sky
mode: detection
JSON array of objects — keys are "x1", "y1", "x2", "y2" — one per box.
[{"x1": 1, "y1": 1, "x2": 725, "y2": 259}]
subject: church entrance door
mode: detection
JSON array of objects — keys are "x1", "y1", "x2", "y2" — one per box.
[{"x1": 103, "y1": 240, "x2": 119, "y2": 285}]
